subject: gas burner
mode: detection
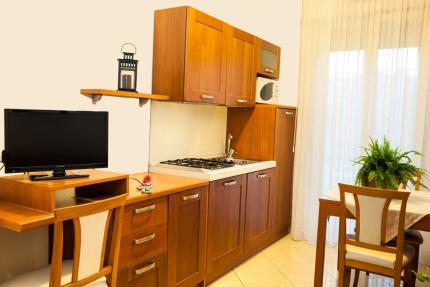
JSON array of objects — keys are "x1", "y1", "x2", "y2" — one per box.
[{"x1": 160, "y1": 158, "x2": 235, "y2": 170}]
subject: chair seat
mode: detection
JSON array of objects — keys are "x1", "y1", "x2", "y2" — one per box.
[
  {"x1": 0, "y1": 260, "x2": 108, "y2": 287},
  {"x1": 345, "y1": 243, "x2": 415, "y2": 269}
]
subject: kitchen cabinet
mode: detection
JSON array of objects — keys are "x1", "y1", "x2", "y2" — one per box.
[
  {"x1": 168, "y1": 186, "x2": 208, "y2": 287},
  {"x1": 244, "y1": 168, "x2": 275, "y2": 255},
  {"x1": 118, "y1": 254, "x2": 167, "y2": 287},
  {"x1": 255, "y1": 38, "x2": 281, "y2": 79},
  {"x1": 206, "y1": 175, "x2": 247, "y2": 282},
  {"x1": 225, "y1": 26, "x2": 256, "y2": 107},
  {"x1": 152, "y1": 6, "x2": 227, "y2": 105},
  {"x1": 227, "y1": 105, "x2": 296, "y2": 238}
]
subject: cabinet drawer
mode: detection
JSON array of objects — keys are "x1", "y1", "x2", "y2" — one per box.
[
  {"x1": 120, "y1": 223, "x2": 167, "y2": 266},
  {"x1": 123, "y1": 197, "x2": 168, "y2": 235},
  {"x1": 118, "y1": 253, "x2": 167, "y2": 287}
]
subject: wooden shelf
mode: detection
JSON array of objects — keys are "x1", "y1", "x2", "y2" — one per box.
[
  {"x1": 0, "y1": 201, "x2": 54, "y2": 232},
  {"x1": 80, "y1": 89, "x2": 170, "y2": 107}
]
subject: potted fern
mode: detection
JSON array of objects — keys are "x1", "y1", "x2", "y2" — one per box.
[{"x1": 354, "y1": 137, "x2": 427, "y2": 190}]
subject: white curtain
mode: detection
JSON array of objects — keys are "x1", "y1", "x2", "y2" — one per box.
[{"x1": 291, "y1": 0, "x2": 430, "y2": 244}]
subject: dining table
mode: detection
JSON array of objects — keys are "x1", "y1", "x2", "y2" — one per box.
[{"x1": 314, "y1": 188, "x2": 430, "y2": 287}]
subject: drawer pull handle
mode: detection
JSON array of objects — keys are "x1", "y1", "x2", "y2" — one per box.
[
  {"x1": 224, "y1": 180, "x2": 237, "y2": 187},
  {"x1": 182, "y1": 194, "x2": 199, "y2": 201},
  {"x1": 284, "y1": 111, "x2": 294, "y2": 116},
  {"x1": 201, "y1": 94, "x2": 214, "y2": 100},
  {"x1": 134, "y1": 233, "x2": 156, "y2": 245},
  {"x1": 134, "y1": 204, "x2": 155, "y2": 214},
  {"x1": 236, "y1": 98, "x2": 248, "y2": 103},
  {"x1": 134, "y1": 262, "x2": 156, "y2": 275},
  {"x1": 257, "y1": 173, "x2": 268, "y2": 179},
  {"x1": 265, "y1": 68, "x2": 274, "y2": 73}
]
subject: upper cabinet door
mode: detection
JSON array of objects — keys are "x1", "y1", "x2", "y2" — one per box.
[
  {"x1": 225, "y1": 26, "x2": 256, "y2": 107},
  {"x1": 184, "y1": 8, "x2": 227, "y2": 105},
  {"x1": 256, "y1": 38, "x2": 281, "y2": 79}
]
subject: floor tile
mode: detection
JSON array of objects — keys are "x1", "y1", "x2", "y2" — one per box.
[
  {"x1": 234, "y1": 265, "x2": 294, "y2": 287},
  {"x1": 209, "y1": 271, "x2": 244, "y2": 287}
]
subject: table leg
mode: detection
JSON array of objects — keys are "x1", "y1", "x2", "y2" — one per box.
[{"x1": 314, "y1": 201, "x2": 328, "y2": 287}]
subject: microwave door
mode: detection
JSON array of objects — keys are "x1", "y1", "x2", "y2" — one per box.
[{"x1": 260, "y1": 82, "x2": 274, "y2": 102}]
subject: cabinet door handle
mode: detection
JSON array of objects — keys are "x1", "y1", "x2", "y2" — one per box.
[
  {"x1": 134, "y1": 262, "x2": 156, "y2": 275},
  {"x1": 265, "y1": 68, "x2": 274, "y2": 74},
  {"x1": 284, "y1": 111, "x2": 294, "y2": 116},
  {"x1": 134, "y1": 204, "x2": 155, "y2": 214},
  {"x1": 134, "y1": 233, "x2": 156, "y2": 245},
  {"x1": 182, "y1": 194, "x2": 199, "y2": 201},
  {"x1": 257, "y1": 173, "x2": 268, "y2": 179},
  {"x1": 201, "y1": 94, "x2": 214, "y2": 100},
  {"x1": 224, "y1": 180, "x2": 237, "y2": 187},
  {"x1": 236, "y1": 98, "x2": 248, "y2": 103}
]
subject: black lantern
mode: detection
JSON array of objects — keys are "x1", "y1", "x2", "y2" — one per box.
[{"x1": 118, "y1": 43, "x2": 138, "y2": 92}]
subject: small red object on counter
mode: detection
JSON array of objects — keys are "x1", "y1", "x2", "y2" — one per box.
[
  {"x1": 141, "y1": 175, "x2": 153, "y2": 194},
  {"x1": 143, "y1": 175, "x2": 152, "y2": 184}
]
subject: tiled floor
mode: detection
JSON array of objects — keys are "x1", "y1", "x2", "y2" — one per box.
[{"x1": 208, "y1": 235, "x2": 429, "y2": 287}]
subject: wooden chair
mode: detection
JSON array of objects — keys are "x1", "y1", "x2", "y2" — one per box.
[
  {"x1": 338, "y1": 183, "x2": 415, "y2": 287},
  {"x1": 0, "y1": 194, "x2": 126, "y2": 287}
]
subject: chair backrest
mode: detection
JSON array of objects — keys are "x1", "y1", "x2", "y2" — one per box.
[
  {"x1": 50, "y1": 194, "x2": 126, "y2": 287},
  {"x1": 399, "y1": 174, "x2": 422, "y2": 191},
  {"x1": 338, "y1": 184, "x2": 410, "y2": 271}
]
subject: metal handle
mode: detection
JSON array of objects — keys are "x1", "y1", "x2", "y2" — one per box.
[
  {"x1": 182, "y1": 194, "x2": 199, "y2": 201},
  {"x1": 134, "y1": 233, "x2": 156, "y2": 245},
  {"x1": 284, "y1": 111, "x2": 294, "y2": 116},
  {"x1": 134, "y1": 204, "x2": 155, "y2": 214},
  {"x1": 134, "y1": 262, "x2": 156, "y2": 275},
  {"x1": 265, "y1": 68, "x2": 274, "y2": 73},
  {"x1": 257, "y1": 173, "x2": 268, "y2": 179},
  {"x1": 223, "y1": 180, "x2": 237, "y2": 187},
  {"x1": 201, "y1": 94, "x2": 214, "y2": 100},
  {"x1": 236, "y1": 98, "x2": 248, "y2": 103}
]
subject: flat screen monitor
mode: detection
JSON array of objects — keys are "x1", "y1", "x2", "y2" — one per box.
[{"x1": 3, "y1": 109, "x2": 108, "y2": 180}]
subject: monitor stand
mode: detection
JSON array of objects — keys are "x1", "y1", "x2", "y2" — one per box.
[{"x1": 29, "y1": 169, "x2": 89, "y2": 181}]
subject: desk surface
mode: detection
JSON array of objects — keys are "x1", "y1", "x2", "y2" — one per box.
[{"x1": 0, "y1": 201, "x2": 54, "y2": 232}]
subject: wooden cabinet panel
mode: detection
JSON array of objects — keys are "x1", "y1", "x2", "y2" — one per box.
[
  {"x1": 168, "y1": 186, "x2": 208, "y2": 287},
  {"x1": 206, "y1": 175, "x2": 246, "y2": 282},
  {"x1": 255, "y1": 38, "x2": 281, "y2": 79},
  {"x1": 184, "y1": 8, "x2": 227, "y2": 105},
  {"x1": 225, "y1": 26, "x2": 255, "y2": 107},
  {"x1": 244, "y1": 168, "x2": 275, "y2": 254},
  {"x1": 118, "y1": 253, "x2": 167, "y2": 287},
  {"x1": 119, "y1": 223, "x2": 167, "y2": 267},
  {"x1": 272, "y1": 108, "x2": 296, "y2": 236},
  {"x1": 122, "y1": 197, "x2": 168, "y2": 236}
]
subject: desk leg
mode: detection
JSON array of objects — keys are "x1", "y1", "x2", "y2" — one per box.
[{"x1": 314, "y1": 201, "x2": 328, "y2": 287}]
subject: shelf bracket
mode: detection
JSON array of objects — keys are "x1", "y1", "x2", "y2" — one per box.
[
  {"x1": 139, "y1": 98, "x2": 149, "y2": 107},
  {"x1": 84, "y1": 94, "x2": 103, "y2": 104}
]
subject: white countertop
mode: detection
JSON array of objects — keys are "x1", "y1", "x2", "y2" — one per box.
[{"x1": 149, "y1": 160, "x2": 276, "y2": 181}]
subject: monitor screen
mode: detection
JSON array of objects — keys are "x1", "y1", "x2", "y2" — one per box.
[{"x1": 4, "y1": 109, "x2": 108, "y2": 173}]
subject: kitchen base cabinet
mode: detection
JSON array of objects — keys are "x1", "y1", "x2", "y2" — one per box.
[
  {"x1": 244, "y1": 168, "x2": 275, "y2": 255},
  {"x1": 206, "y1": 175, "x2": 247, "y2": 282},
  {"x1": 168, "y1": 186, "x2": 208, "y2": 287}
]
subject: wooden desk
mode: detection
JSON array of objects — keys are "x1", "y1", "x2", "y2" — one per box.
[{"x1": 314, "y1": 196, "x2": 430, "y2": 286}]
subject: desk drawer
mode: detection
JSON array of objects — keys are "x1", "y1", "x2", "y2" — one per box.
[
  {"x1": 123, "y1": 197, "x2": 168, "y2": 235},
  {"x1": 120, "y1": 223, "x2": 167, "y2": 266},
  {"x1": 117, "y1": 253, "x2": 167, "y2": 287}
]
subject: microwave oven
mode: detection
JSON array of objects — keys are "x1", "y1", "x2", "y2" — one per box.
[{"x1": 255, "y1": 77, "x2": 279, "y2": 104}]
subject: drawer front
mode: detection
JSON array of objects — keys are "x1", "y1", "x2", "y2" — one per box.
[
  {"x1": 117, "y1": 253, "x2": 167, "y2": 287},
  {"x1": 120, "y1": 223, "x2": 167, "y2": 266},
  {"x1": 123, "y1": 197, "x2": 168, "y2": 235}
]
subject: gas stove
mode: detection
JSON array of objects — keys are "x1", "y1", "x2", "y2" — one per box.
[{"x1": 159, "y1": 158, "x2": 235, "y2": 170}]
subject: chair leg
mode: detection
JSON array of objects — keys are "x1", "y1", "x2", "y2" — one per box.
[
  {"x1": 394, "y1": 275, "x2": 402, "y2": 287},
  {"x1": 344, "y1": 267, "x2": 352, "y2": 287},
  {"x1": 338, "y1": 263, "x2": 345, "y2": 287},
  {"x1": 409, "y1": 244, "x2": 420, "y2": 287},
  {"x1": 353, "y1": 269, "x2": 360, "y2": 287}
]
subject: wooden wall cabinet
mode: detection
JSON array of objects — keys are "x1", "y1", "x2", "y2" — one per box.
[
  {"x1": 255, "y1": 38, "x2": 281, "y2": 79},
  {"x1": 244, "y1": 168, "x2": 275, "y2": 255},
  {"x1": 153, "y1": 6, "x2": 227, "y2": 105},
  {"x1": 225, "y1": 26, "x2": 256, "y2": 107},
  {"x1": 168, "y1": 186, "x2": 208, "y2": 287},
  {"x1": 227, "y1": 105, "x2": 296, "y2": 238},
  {"x1": 153, "y1": 6, "x2": 260, "y2": 107},
  {"x1": 206, "y1": 175, "x2": 247, "y2": 282}
]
